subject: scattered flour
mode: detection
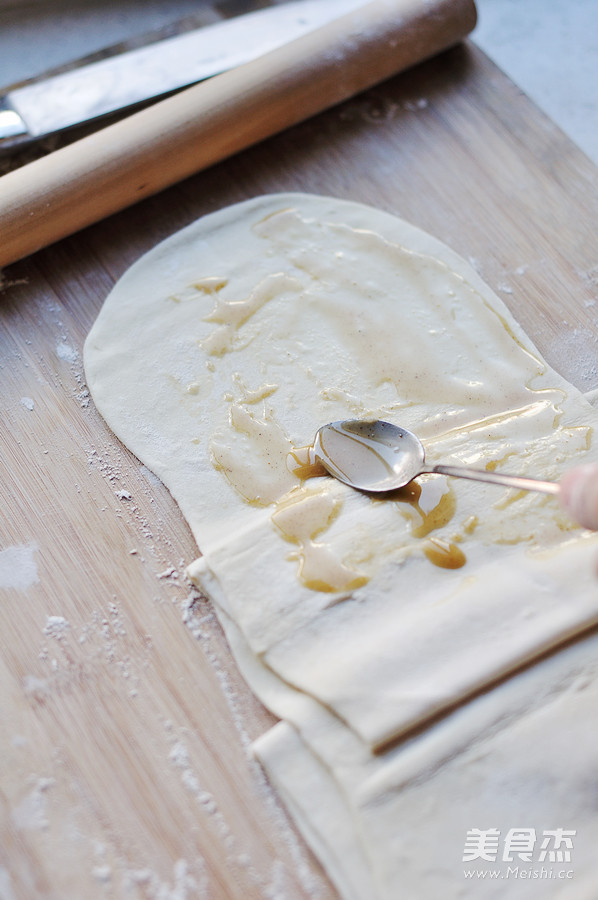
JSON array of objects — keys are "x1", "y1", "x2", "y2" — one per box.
[
  {"x1": 168, "y1": 740, "x2": 227, "y2": 836},
  {"x1": 22, "y1": 675, "x2": 50, "y2": 701},
  {"x1": 179, "y1": 590, "x2": 327, "y2": 899},
  {"x1": 56, "y1": 342, "x2": 78, "y2": 364},
  {"x1": 20, "y1": 397, "x2": 35, "y2": 411},
  {"x1": 91, "y1": 865, "x2": 112, "y2": 883},
  {"x1": 0, "y1": 543, "x2": 39, "y2": 591},
  {"x1": 11, "y1": 777, "x2": 55, "y2": 831},
  {"x1": 124, "y1": 859, "x2": 205, "y2": 900},
  {"x1": 264, "y1": 859, "x2": 295, "y2": 900},
  {"x1": 497, "y1": 282, "x2": 513, "y2": 294},
  {"x1": 54, "y1": 337, "x2": 90, "y2": 407},
  {"x1": 180, "y1": 593, "x2": 252, "y2": 751},
  {"x1": 43, "y1": 616, "x2": 70, "y2": 640}
]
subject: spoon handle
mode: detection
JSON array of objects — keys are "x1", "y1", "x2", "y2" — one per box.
[{"x1": 426, "y1": 464, "x2": 560, "y2": 495}]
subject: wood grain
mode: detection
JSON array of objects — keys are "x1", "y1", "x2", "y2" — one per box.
[{"x1": 1, "y1": 40, "x2": 598, "y2": 899}]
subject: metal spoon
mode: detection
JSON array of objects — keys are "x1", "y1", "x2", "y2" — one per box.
[{"x1": 313, "y1": 419, "x2": 560, "y2": 495}]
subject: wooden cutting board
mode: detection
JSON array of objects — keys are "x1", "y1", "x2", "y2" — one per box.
[{"x1": 1, "y1": 40, "x2": 597, "y2": 899}]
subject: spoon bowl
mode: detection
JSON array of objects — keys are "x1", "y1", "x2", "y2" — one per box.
[{"x1": 313, "y1": 420, "x2": 560, "y2": 495}]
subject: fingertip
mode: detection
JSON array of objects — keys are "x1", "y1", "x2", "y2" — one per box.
[{"x1": 559, "y1": 463, "x2": 598, "y2": 531}]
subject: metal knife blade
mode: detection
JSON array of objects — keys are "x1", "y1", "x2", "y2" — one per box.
[{"x1": 0, "y1": 0, "x2": 366, "y2": 150}]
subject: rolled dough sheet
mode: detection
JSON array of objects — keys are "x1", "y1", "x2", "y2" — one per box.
[
  {"x1": 204, "y1": 573, "x2": 598, "y2": 899},
  {"x1": 255, "y1": 627, "x2": 598, "y2": 899},
  {"x1": 84, "y1": 193, "x2": 598, "y2": 752}
]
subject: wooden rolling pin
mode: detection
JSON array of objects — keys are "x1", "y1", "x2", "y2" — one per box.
[{"x1": 0, "y1": 0, "x2": 476, "y2": 269}]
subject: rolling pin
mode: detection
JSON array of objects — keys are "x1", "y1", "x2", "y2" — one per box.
[{"x1": 0, "y1": 0, "x2": 476, "y2": 269}]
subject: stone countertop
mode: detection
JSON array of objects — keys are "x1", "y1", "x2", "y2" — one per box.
[{"x1": 474, "y1": 0, "x2": 597, "y2": 166}]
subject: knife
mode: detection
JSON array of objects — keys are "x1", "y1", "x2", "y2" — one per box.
[{"x1": 0, "y1": 0, "x2": 366, "y2": 150}]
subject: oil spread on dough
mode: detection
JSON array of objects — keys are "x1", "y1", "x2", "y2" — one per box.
[{"x1": 193, "y1": 205, "x2": 590, "y2": 588}]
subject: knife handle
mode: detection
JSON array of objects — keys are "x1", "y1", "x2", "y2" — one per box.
[{"x1": 0, "y1": 0, "x2": 476, "y2": 269}]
